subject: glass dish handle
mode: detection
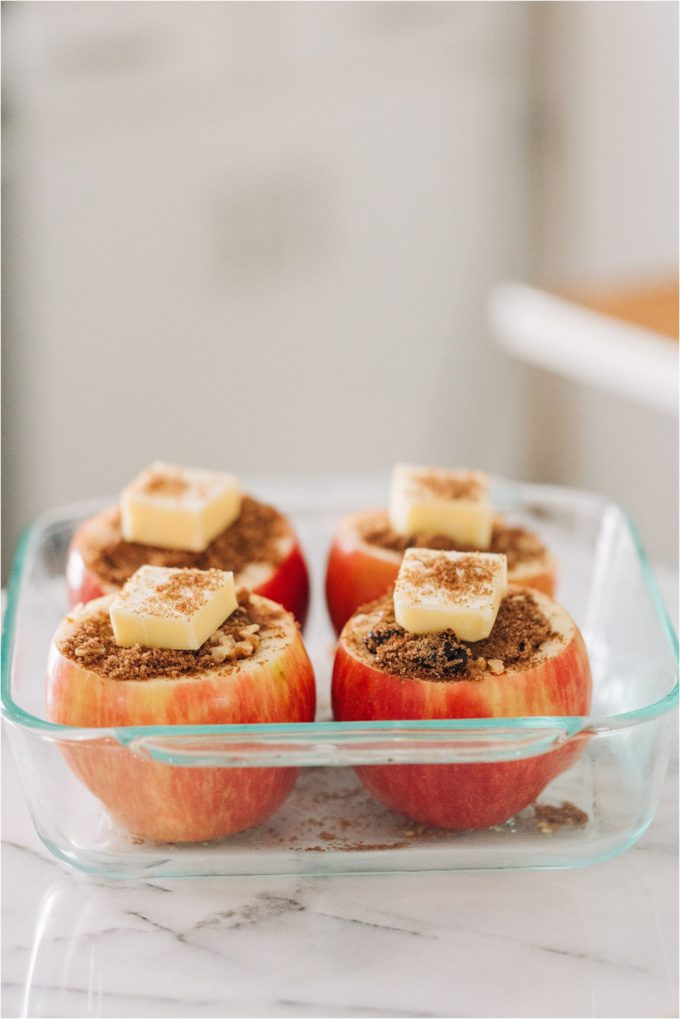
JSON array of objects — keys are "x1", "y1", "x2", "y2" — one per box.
[{"x1": 117, "y1": 722, "x2": 589, "y2": 769}]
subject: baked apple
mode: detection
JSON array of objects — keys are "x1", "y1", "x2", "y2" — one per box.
[
  {"x1": 332, "y1": 567, "x2": 591, "y2": 829},
  {"x1": 67, "y1": 463, "x2": 310, "y2": 626},
  {"x1": 326, "y1": 465, "x2": 555, "y2": 634},
  {"x1": 47, "y1": 588, "x2": 316, "y2": 843}
]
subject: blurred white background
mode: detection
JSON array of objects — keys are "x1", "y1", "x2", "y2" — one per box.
[{"x1": 2, "y1": 1, "x2": 677, "y2": 577}]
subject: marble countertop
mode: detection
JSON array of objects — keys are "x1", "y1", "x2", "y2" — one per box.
[{"x1": 3, "y1": 732, "x2": 677, "y2": 1018}]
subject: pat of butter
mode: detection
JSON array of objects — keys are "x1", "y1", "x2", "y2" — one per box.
[
  {"x1": 388, "y1": 464, "x2": 493, "y2": 548},
  {"x1": 121, "y1": 462, "x2": 241, "y2": 552},
  {"x1": 110, "y1": 565, "x2": 238, "y2": 650},
  {"x1": 394, "y1": 548, "x2": 507, "y2": 640}
]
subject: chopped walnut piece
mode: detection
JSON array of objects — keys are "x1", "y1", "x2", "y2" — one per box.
[
  {"x1": 208, "y1": 625, "x2": 260, "y2": 663},
  {"x1": 210, "y1": 637, "x2": 236, "y2": 663}
]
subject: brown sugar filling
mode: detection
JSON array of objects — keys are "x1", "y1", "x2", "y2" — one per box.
[
  {"x1": 358, "y1": 513, "x2": 547, "y2": 570},
  {"x1": 59, "y1": 591, "x2": 287, "y2": 681},
  {"x1": 86, "y1": 495, "x2": 288, "y2": 587},
  {"x1": 349, "y1": 590, "x2": 559, "y2": 682}
]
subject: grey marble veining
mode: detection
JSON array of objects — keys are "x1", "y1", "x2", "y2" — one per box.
[{"x1": 2, "y1": 736, "x2": 677, "y2": 1019}]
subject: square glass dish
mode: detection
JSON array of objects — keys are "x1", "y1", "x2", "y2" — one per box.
[{"x1": 2, "y1": 476, "x2": 677, "y2": 878}]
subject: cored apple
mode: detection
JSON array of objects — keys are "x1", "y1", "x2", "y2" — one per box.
[
  {"x1": 332, "y1": 587, "x2": 591, "y2": 829},
  {"x1": 47, "y1": 593, "x2": 316, "y2": 843},
  {"x1": 325, "y1": 509, "x2": 556, "y2": 634},
  {"x1": 67, "y1": 497, "x2": 311, "y2": 627}
]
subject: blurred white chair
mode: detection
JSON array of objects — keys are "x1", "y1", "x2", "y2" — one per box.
[{"x1": 488, "y1": 282, "x2": 678, "y2": 416}]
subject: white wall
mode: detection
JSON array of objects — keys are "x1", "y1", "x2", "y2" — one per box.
[
  {"x1": 3, "y1": 2, "x2": 676, "y2": 575},
  {"x1": 2, "y1": 2, "x2": 533, "y2": 576},
  {"x1": 516, "y1": 0, "x2": 678, "y2": 566},
  {"x1": 532, "y1": 1, "x2": 678, "y2": 280}
]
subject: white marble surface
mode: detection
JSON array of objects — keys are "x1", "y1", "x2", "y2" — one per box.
[{"x1": 2, "y1": 733, "x2": 677, "y2": 1019}]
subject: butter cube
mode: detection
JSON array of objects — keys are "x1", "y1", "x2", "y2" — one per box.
[
  {"x1": 394, "y1": 549, "x2": 507, "y2": 640},
  {"x1": 110, "y1": 565, "x2": 238, "y2": 650},
  {"x1": 388, "y1": 464, "x2": 493, "y2": 548},
  {"x1": 121, "y1": 462, "x2": 241, "y2": 551}
]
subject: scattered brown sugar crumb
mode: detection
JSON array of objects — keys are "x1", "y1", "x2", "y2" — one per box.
[
  {"x1": 332, "y1": 841, "x2": 410, "y2": 852},
  {"x1": 358, "y1": 512, "x2": 547, "y2": 570},
  {"x1": 303, "y1": 840, "x2": 410, "y2": 852},
  {"x1": 534, "y1": 801, "x2": 589, "y2": 833},
  {"x1": 399, "y1": 549, "x2": 497, "y2": 601},
  {"x1": 60, "y1": 590, "x2": 285, "y2": 680},
  {"x1": 86, "y1": 495, "x2": 288, "y2": 587},
  {"x1": 351, "y1": 589, "x2": 558, "y2": 681}
]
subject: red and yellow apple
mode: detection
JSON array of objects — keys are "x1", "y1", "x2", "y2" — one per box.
[
  {"x1": 332, "y1": 587, "x2": 591, "y2": 829},
  {"x1": 325, "y1": 510, "x2": 556, "y2": 635},
  {"x1": 67, "y1": 506, "x2": 311, "y2": 627},
  {"x1": 47, "y1": 594, "x2": 316, "y2": 843}
]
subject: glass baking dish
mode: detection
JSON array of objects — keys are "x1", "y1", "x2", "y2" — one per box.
[{"x1": 2, "y1": 476, "x2": 677, "y2": 878}]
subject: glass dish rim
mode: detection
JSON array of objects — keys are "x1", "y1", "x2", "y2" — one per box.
[{"x1": 2, "y1": 484, "x2": 678, "y2": 745}]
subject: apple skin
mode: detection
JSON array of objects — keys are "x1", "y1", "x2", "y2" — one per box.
[
  {"x1": 254, "y1": 542, "x2": 310, "y2": 630},
  {"x1": 331, "y1": 594, "x2": 591, "y2": 829},
  {"x1": 325, "y1": 523, "x2": 400, "y2": 636},
  {"x1": 67, "y1": 513, "x2": 311, "y2": 628},
  {"x1": 47, "y1": 595, "x2": 316, "y2": 843},
  {"x1": 325, "y1": 510, "x2": 556, "y2": 635}
]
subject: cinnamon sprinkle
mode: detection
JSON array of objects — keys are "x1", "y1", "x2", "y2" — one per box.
[
  {"x1": 86, "y1": 495, "x2": 288, "y2": 587},
  {"x1": 399, "y1": 550, "x2": 497, "y2": 601},
  {"x1": 142, "y1": 470, "x2": 190, "y2": 498},
  {"x1": 349, "y1": 590, "x2": 559, "y2": 681},
  {"x1": 154, "y1": 570, "x2": 221, "y2": 617},
  {"x1": 409, "y1": 470, "x2": 485, "y2": 502},
  {"x1": 119, "y1": 567, "x2": 232, "y2": 619}
]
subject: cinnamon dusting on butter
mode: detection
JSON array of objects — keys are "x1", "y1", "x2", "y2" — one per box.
[
  {"x1": 124, "y1": 568, "x2": 230, "y2": 620},
  {"x1": 141, "y1": 470, "x2": 190, "y2": 498},
  {"x1": 400, "y1": 550, "x2": 496, "y2": 601},
  {"x1": 412, "y1": 472, "x2": 486, "y2": 502}
]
